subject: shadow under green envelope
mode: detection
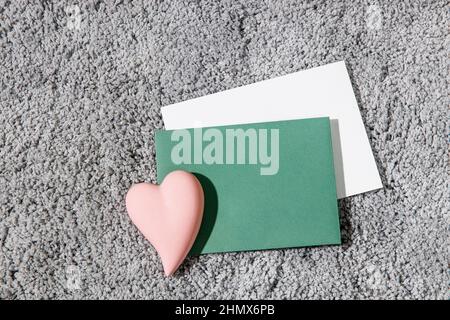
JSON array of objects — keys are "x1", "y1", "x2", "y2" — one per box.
[{"x1": 156, "y1": 117, "x2": 341, "y2": 255}]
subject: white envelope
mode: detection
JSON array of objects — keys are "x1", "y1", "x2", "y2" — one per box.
[{"x1": 161, "y1": 61, "x2": 382, "y2": 198}]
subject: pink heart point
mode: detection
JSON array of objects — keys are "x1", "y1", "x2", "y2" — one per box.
[{"x1": 126, "y1": 170, "x2": 204, "y2": 276}]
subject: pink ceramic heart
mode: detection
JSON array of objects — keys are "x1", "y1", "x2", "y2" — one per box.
[{"x1": 126, "y1": 170, "x2": 204, "y2": 276}]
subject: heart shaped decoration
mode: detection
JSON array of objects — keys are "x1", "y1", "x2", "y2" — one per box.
[{"x1": 126, "y1": 170, "x2": 204, "y2": 276}]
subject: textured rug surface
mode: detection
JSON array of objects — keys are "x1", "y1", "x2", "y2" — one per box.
[{"x1": 0, "y1": 0, "x2": 448, "y2": 299}]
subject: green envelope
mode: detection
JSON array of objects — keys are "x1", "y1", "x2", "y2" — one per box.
[{"x1": 155, "y1": 117, "x2": 341, "y2": 255}]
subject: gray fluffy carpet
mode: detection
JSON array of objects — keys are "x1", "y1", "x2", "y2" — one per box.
[{"x1": 0, "y1": 0, "x2": 448, "y2": 299}]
